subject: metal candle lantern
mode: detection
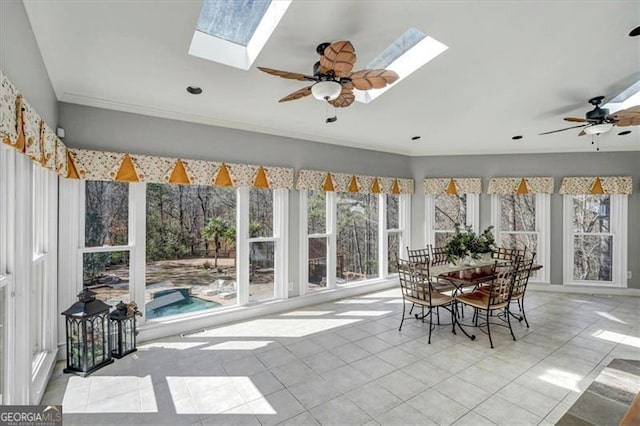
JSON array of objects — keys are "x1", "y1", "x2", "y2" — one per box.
[
  {"x1": 109, "y1": 301, "x2": 139, "y2": 358},
  {"x1": 61, "y1": 289, "x2": 113, "y2": 376}
]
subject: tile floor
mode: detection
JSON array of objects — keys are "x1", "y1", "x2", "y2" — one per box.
[{"x1": 42, "y1": 288, "x2": 640, "y2": 425}]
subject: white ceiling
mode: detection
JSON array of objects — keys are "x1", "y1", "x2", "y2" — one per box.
[{"x1": 24, "y1": 1, "x2": 640, "y2": 156}]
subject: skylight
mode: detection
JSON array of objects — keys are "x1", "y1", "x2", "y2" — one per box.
[
  {"x1": 604, "y1": 80, "x2": 640, "y2": 114},
  {"x1": 355, "y1": 28, "x2": 448, "y2": 104},
  {"x1": 189, "y1": 0, "x2": 291, "y2": 70}
]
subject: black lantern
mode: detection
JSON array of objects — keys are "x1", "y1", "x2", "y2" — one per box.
[
  {"x1": 109, "y1": 301, "x2": 139, "y2": 358},
  {"x1": 61, "y1": 289, "x2": 113, "y2": 376}
]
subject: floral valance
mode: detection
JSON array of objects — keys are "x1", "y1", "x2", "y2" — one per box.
[
  {"x1": 424, "y1": 178, "x2": 482, "y2": 195},
  {"x1": 487, "y1": 177, "x2": 554, "y2": 195},
  {"x1": 559, "y1": 176, "x2": 633, "y2": 195},
  {"x1": 1, "y1": 70, "x2": 68, "y2": 178},
  {"x1": 296, "y1": 169, "x2": 413, "y2": 195},
  {"x1": 67, "y1": 149, "x2": 294, "y2": 189}
]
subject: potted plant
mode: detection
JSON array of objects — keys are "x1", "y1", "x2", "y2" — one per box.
[{"x1": 443, "y1": 224, "x2": 496, "y2": 265}]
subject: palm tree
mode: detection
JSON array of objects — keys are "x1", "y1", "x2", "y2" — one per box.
[{"x1": 203, "y1": 217, "x2": 230, "y2": 268}]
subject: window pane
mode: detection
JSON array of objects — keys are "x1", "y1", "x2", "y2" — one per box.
[
  {"x1": 83, "y1": 251, "x2": 130, "y2": 306},
  {"x1": 572, "y1": 195, "x2": 610, "y2": 233},
  {"x1": 573, "y1": 235, "x2": 613, "y2": 281},
  {"x1": 145, "y1": 184, "x2": 236, "y2": 319},
  {"x1": 387, "y1": 195, "x2": 399, "y2": 229},
  {"x1": 434, "y1": 194, "x2": 466, "y2": 230},
  {"x1": 31, "y1": 263, "x2": 44, "y2": 357},
  {"x1": 500, "y1": 195, "x2": 536, "y2": 232},
  {"x1": 388, "y1": 232, "x2": 401, "y2": 275},
  {"x1": 250, "y1": 189, "x2": 273, "y2": 237},
  {"x1": 435, "y1": 231, "x2": 453, "y2": 248},
  {"x1": 337, "y1": 193, "x2": 379, "y2": 284},
  {"x1": 249, "y1": 241, "x2": 275, "y2": 302},
  {"x1": 308, "y1": 191, "x2": 326, "y2": 234},
  {"x1": 308, "y1": 237, "x2": 327, "y2": 292},
  {"x1": 500, "y1": 233, "x2": 538, "y2": 254},
  {"x1": 85, "y1": 181, "x2": 129, "y2": 247}
]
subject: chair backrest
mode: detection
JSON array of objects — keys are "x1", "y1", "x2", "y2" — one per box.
[
  {"x1": 488, "y1": 258, "x2": 521, "y2": 308},
  {"x1": 397, "y1": 258, "x2": 430, "y2": 303},
  {"x1": 511, "y1": 252, "x2": 535, "y2": 298},
  {"x1": 429, "y1": 245, "x2": 448, "y2": 266},
  {"x1": 406, "y1": 247, "x2": 430, "y2": 265},
  {"x1": 492, "y1": 247, "x2": 527, "y2": 265}
]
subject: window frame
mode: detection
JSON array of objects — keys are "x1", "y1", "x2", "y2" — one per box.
[
  {"x1": 299, "y1": 191, "x2": 409, "y2": 296},
  {"x1": 563, "y1": 194, "x2": 628, "y2": 287},
  {"x1": 491, "y1": 193, "x2": 550, "y2": 283},
  {"x1": 425, "y1": 193, "x2": 479, "y2": 248}
]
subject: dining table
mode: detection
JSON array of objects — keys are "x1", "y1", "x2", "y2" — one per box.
[{"x1": 423, "y1": 260, "x2": 543, "y2": 341}]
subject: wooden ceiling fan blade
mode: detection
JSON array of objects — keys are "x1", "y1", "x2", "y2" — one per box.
[
  {"x1": 278, "y1": 86, "x2": 313, "y2": 102},
  {"x1": 258, "y1": 67, "x2": 316, "y2": 82},
  {"x1": 329, "y1": 87, "x2": 355, "y2": 108},
  {"x1": 349, "y1": 69, "x2": 399, "y2": 90},
  {"x1": 607, "y1": 105, "x2": 640, "y2": 122},
  {"x1": 563, "y1": 117, "x2": 589, "y2": 123},
  {"x1": 538, "y1": 124, "x2": 587, "y2": 135},
  {"x1": 615, "y1": 118, "x2": 639, "y2": 127},
  {"x1": 319, "y1": 41, "x2": 356, "y2": 77}
]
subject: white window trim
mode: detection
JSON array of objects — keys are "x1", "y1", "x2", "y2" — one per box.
[
  {"x1": 383, "y1": 194, "x2": 410, "y2": 277},
  {"x1": 563, "y1": 194, "x2": 628, "y2": 288},
  {"x1": 491, "y1": 194, "x2": 550, "y2": 283},
  {"x1": 425, "y1": 193, "x2": 479, "y2": 247}
]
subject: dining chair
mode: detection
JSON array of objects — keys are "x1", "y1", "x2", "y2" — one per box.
[
  {"x1": 455, "y1": 260, "x2": 520, "y2": 348},
  {"x1": 397, "y1": 258, "x2": 455, "y2": 344},
  {"x1": 492, "y1": 247, "x2": 527, "y2": 265},
  {"x1": 406, "y1": 247, "x2": 456, "y2": 320},
  {"x1": 429, "y1": 245, "x2": 449, "y2": 266},
  {"x1": 508, "y1": 253, "x2": 536, "y2": 328}
]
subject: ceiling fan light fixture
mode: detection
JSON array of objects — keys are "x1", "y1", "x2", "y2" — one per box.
[
  {"x1": 584, "y1": 123, "x2": 614, "y2": 135},
  {"x1": 311, "y1": 80, "x2": 342, "y2": 101}
]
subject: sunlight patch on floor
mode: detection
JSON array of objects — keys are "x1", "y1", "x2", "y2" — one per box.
[
  {"x1": 62, "y1": 376, "x2": 157, "y2": 413},
  {"x1": 595, "y1": 311, "x2": 628, "y2": 324},
  {"x1": 279, "y1": 310, "x2": 334, "y2": 316},
  {"x1": 138, "y1": 341, "x2": 208, "y2": 350},
  {"x1": 538, "y1": 368, "x2": 582, "y2": 393},
  {"x1": 336, "y1": 310, "x2": 393, "y2": 317},
  {"x1": 193, "y1": 318, "x2": 360, "y2": 338},
  {"x1": 167, "y1": 376, "x2": 273, "y2": 414},
  {"x1": 201, "y1": 340, "x2": 274, "y2": 351},
  {"x1": 593, "y1": 330, "x2": 640, "y2": 348},
  {"x1": 335, "y1": 299, "x2": 381, "y2": 304}
]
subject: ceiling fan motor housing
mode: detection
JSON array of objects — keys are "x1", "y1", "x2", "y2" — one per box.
[{"x1": 586, "y1": 107, "x2": 609, "y2": 121}]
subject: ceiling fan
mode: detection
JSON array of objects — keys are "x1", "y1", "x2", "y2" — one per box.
[
  {"x1": 539, "y1": 96, "x2": 640, "y2": 137},
  {"x1": 257, "y1": 41, "x2": 399, "y2": 110}
]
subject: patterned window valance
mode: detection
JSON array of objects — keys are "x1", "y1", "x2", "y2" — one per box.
[
  {"x1": 487, "y1": 177, "x2": 554, "y2": 194},
  {"x1": 559, "y1": 176, "x2": 633, "y2": 195},
  {"x1": 296, "y1": 169, "x2": 413, "y2": 194},
  {"x1": 67, "y1": 149, "x2": 294, "y2": 189},
  {"x1": 1, "y1": 70, "x2": 68, "y2": 178},
  {"x1": 424, "y1": 178, "x2": 482, "y2": 195}
]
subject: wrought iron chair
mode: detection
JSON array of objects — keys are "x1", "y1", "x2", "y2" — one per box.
[
  {"x1": 397, "y1": 258, "x2": 455, "y2": 344},
  {"x1": 508, "y1": 253, "x2": 536, "y2": 328},
  {"x1": 455, "y1": 260, "x2": 520, "y2": 348},
  {"x1": 429, "y1": 245, "x2": 449, "y2": 266},
  {"x1": 406, "y1": 247, "x2": 455, "y2": 320},
  {"x1": 492, "y1": 247, "x2": 527, "y2": 266}
]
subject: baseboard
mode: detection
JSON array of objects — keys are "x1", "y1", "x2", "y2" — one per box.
[{"x1": 529, "y1": 282, "x2": 640, "y2": 296}]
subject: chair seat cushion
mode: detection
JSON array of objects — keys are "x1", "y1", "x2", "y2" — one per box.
[
  {"x1": 456, "y1": 291, "x2": 508, "y2": 310},
  {"x1": 405, "y1": 292, "x2": 453, "y2": 307}
]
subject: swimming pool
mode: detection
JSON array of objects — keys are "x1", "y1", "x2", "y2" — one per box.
[{"x1": 146, "y1": 295, "x2": 222, "y2": 319}]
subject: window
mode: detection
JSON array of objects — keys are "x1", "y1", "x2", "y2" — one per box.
[
  {"x1": 492, "y1": 194, "x2": 550, "y2": 282},
  {"x1": 564, "y1": 194, "x2": 628, "y2": 286},
  {"x1": 145, "y1": 184, "x2": 236, "y2": 319},
  {"x1": 386, "y1": 195, "x2": 402, "y2": 275},
  {"x1": 249, "y1": 188, "x2": 276, "y2": 302},
  {"x1": 337, "y1": 193, "x2": 379, "y2": 284},
  {"x1": 31, "y1": 165, "x2": 49, "y2": 363},
  {"x1": 82, "y1": 181, "x2": 131, "y2": 306},
  {"x1": 307, "y1": 191, "x2": 328, "y2": 292},
  {"x1": 426, "y1": 193, "x2": 478, "y2": 247}
]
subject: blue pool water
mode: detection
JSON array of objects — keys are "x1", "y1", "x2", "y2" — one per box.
[{"x1": 146, "y1": 295, "x2": 222, "y2": 319}]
